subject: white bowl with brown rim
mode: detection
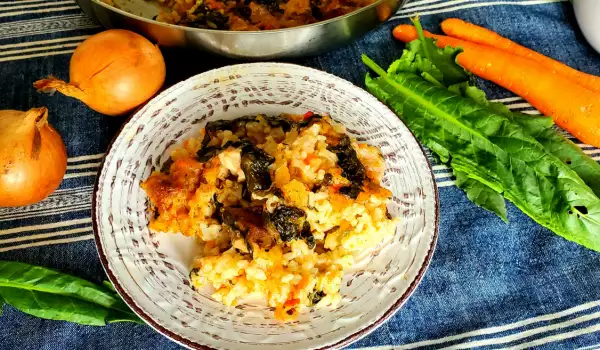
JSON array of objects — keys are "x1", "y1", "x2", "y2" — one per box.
[{"x1": 92, "y1": 63, "x2": 439, "y2": 350}]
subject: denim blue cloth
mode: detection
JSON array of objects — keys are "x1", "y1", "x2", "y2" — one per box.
[{"x1": 1, "y1": 0, "x2": 600, "y2": 349}]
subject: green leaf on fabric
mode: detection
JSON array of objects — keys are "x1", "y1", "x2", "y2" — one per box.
[
  {"x1": 363, "y1": 54, "x2": 600, "y2": 251},
  {"x1": 0, "y1": 261, "x2": 142, "y2": 325},
  {"x1": 102, "y1": 280, "x2": 117, "y2": 293},
  {"x1": 0, "y1": 287, "x2": 109, "y2": 326},
  {"x1": 408, "y1": 16, "x2": 470, "y2": 86},
  {"x1": 506, "y1": 116, "x2": 600, "y2": 198},
  {"x1": 454, "y1": 170, "x2": 508, "y2": 222},
  {"x1": 388, "y1": 48, "x2": 444, "y2": 84},
  {"x1": 449, "y1": 80, "x2": 600, "y2": 198},
  {"x1": 106, "y1": 309, "x2": 143, "y2": 324}
]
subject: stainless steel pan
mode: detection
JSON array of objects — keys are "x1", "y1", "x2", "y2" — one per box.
[{"x1": 74, "y1": 0, "x2": 406, "y2": 59}]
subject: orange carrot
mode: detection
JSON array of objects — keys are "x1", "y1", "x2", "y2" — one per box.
[
  {"x1": 456, "y1": 48, "x2": 600, "y2": 147},
  {"x1": 440, "y1": 18, "x2": 600, "y2": 93},
  {"x1": 391, "y1": 24, "x2": 600, "y2": 147},
  {"x1": 392, "y1": 24, "x2": 430, "y2": 43},
  {"x1": 393, "y1": 24, "x2": 478, "y2": 50},
  {"x1": 393, "y1": 25, "x2": 505, "y2": 55}
]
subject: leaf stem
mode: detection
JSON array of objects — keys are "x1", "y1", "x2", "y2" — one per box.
[{"x1": 361, "y1": 54, "x2": 387, "y2": 77}]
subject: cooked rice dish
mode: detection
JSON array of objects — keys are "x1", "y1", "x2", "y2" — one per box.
[
  {"x1": 104, "y1": 0, "x2": 376, "y2": 31},
  {"x1": 141, "y1": 113, "x2": 398, "y2": 320}
]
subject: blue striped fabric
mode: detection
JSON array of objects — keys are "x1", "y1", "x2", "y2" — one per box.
[{"x1": 1, "y1": 0, "x2": 600, "y2": 349}]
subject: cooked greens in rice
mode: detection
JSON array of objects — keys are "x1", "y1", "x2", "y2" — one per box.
[{"x1": 141, "y1": 113, "x2": 398, "y2": 320}]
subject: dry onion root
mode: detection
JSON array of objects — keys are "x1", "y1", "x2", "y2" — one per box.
[
  {"x1": 0, "y1": 108, "x2": 67, "y2": 207},
  {"x1": 33, "y1": 30, "x2": 166, "y2": 116}
]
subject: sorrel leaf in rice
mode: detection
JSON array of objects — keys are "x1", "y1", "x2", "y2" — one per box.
[
  {"x1": 268, "y1": 205, "x2": 307, "y2": 242},
  {"x1": 240, "y1": 143, "x2": 274, "y2": 193},
  {"x1": 362, "y1": 55, "x2": 600, "y2": 251},
  {"x1": 0, "y1": 261, "x2": 142, "y2": 325},
  {"x1": 327, "y1": 135, "x2": 366, "y2": 199}
]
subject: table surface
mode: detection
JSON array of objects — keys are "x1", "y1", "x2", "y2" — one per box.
[{"x1": 1, "y1": 0, "x2": 600, "y2": 349}]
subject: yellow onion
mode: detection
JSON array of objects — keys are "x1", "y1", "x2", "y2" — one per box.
[
  {"x1": 33, "y1": 29, "x2": 166, "y2": 116},
  {"x1": 0, "y1": 108, "x2": 67, "y2": 207}
]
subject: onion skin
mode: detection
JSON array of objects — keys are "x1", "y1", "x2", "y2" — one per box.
[
  {"x1": 0, "y1": 108, "x2": 67, "y2": 207},
  {"x1": 33, "y1": 30, "x2": 166, "y2": 116}
]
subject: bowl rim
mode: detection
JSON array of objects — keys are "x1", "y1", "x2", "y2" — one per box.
[
  {"x1": 89, "y1": 0, "x2": 404, "y2": 35},
  {"x1": 92, "y1": 62, "x2": 440, "y2": 350}
]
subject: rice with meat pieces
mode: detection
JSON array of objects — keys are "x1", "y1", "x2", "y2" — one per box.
[
  {"x1": 141, "y1": 113, "x2": 398, "y2": 320},
  {"x1": 103, "y1": 0, "x2": 377, "y2": 31}
]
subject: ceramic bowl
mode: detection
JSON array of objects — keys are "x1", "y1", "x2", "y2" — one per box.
[
  {"x1": 573, "y1": 0, "x2": 600, "y2": 54},
  {"x1": 92, "y1": 63, "x2": 439, "y2": 349}
]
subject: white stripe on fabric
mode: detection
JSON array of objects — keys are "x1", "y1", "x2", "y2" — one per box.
[
  {"x1": 504, "y1": 322, "x2": 600, "y2": 350},
  {"x1": 437, "y1": 181, "x2": 456, "y2": 188},
  {"x1": 0, "y1": 15, "x2": 99, "y2": 40},
  {"x1": 63, "y1": 171, "x2": 98, "y2": 179},
  {"x1": 0, "y1": 36, "x2": 88, "y2": 62},
  {"x1": 53, "y1": 185, "x2": 94, "y2": 194},
  {"x1": 1, "y1": 185, "x2": 91, "y2": 203},
  {"x1": 505, "y1": 103, "x2": 534, "y2": 109},
  {"x1": 0, "y1": 1, "x2": 76, "y2": 13},
  {"x1": 0, "y1": 226, "x2": 93, "y2": 245},
  {"x1": 0, "y1": 205, "x2": 92, "y2": 222},
  {"x1": 0, "y1": 203, "x2": 91, "y2": 219},
  {"x1": 392, "y1": 0, "x2": 566, "y2": 19},
  {"x1": 390, "y1": 300, "x2": 600, "y2": 349},
  {"x1": 0, "y1": 191, "x2": 91, "y2": 214},
  {"x1": 398, "y1": 0, "x2": 478, "y2": 13},
  {"x1": 0, "y1": 6, "x2": 80, "y2": 18},
  {"x1": 491, "y1": 97, "x2": 524, "y2": 103},
  {"x1": 0, "y1": 43, "x2": 80, "y2": 57},
  {"x1": 396, "y1": 0, "x2": 565, "y2": 14},
  {"x1": 576, "y1": 344, "x2": 600, "y2": 350},
  {"x1": 434, "y1": 172, "x2": 452, "y2": 178},
  {"x1": 0, "y1": 0, "x2": 57, "y2": 5},
  {"x1": 558, "y1": 129, "x2": 582, "y2": 140},
  {"x1": 0, "y1": 185, "x2": 94, "y2": 222},
  {"x1": 0, "y1": 191, "x2": 90, "y2": 213},
  {"x1": 0, "y1": 49, "x2": 75, "y2": 62},
  {"x1": 0, "y1": 218, "x2": 91, "y2": 236},
  {"x1": 432, "y1": 164, "x2": 450, "y2": 171},
  {"x1": 521, "y1": 110, "x2": 542, "y2": 115},
  {"x1": 0, "y1": 187, "x2": 91, "y2": 219},
  {"x1": 434, "y1": 174, "x2": 452, "y2": 181},
  {"x1": 68, "y1": 153, "x2": 105, "y2": 163},
  {"x1": 66, "y1": 162, "x2": 102, "y2": 170},
  {"x1": 0, "y1": 234, "x2": 94, "y2": 253},
  {"x1": 0, "y1": 35, "x2": 88, "y2": 49},
  {"x1": 401, "y1": 0, "x2": 446, "y2": 9},
  {"x1": 442, "y1": 311, "x2": 600, "y2": 349}
]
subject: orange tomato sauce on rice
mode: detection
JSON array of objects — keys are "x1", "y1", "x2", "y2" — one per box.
[{"x1": 141, "y1": 113, "x2": 398, "y2": 321}]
